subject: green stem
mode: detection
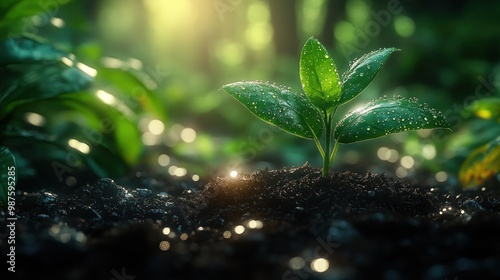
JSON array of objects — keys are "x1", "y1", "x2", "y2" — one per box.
[
  {"x1": 329, "y1": 140, "x2": 340, "y2": 167},
  {"x1": 322, "y1": 110, "x2": 331, "y2": 177}
]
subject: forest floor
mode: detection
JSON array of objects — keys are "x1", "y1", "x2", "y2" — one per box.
[{"x1": 2, "y1": 166, "x2": 500, "y2": 280}]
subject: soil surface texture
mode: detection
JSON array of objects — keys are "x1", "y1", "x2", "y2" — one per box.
[{"x1": 2, "y1": 166, "x2": 500, "y2": 280}]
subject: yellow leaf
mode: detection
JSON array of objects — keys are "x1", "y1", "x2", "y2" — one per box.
[{"x1": 459, "y1": 136, "x2": 500, "y2": 189}]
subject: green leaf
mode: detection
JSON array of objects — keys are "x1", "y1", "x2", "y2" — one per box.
[
  {"x1": 459, "y1": 136, "x2": 500, "y2": 189},
  {"x1": 0, "y1": 147, "x2": 16, "y2": 209},
  {"x1": 0, "y1": 37, "x2": 94, "y2": 118},
  {"x1": 0, "y1": 91, "x2": 142, "y2": 178},
  {"x1": 340, "y1": 48, "x2": 399, "y2": 104},
  {"x1": 334, "y1": 96, "x2": 451, "y2": 143},
  {"x1": 299, "y1": 37, "x2": 341, "y2": 113},
  {"x1": 95, "y1": 67, "x2": 167, "y2": 120},
  {"x1": 0, "y1": 0, "x2": 72, "y2": 22},
  {"x1": 222, "y1": 81, "x2": 323, "y2": 139}
]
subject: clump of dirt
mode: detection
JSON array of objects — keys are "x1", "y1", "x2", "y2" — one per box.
[{"x1": 2, "y1": 166, "x2": 500, "y2": 280}]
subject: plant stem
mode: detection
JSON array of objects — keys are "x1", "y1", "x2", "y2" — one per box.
[
  {"x1": 322, "y1": 110, "x2": 331, "y2": 177},
  {"x1": 329, "y1": 140, "x2": 339, "y2": 167}
]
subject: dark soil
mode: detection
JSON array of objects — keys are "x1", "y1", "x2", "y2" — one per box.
[{"x1": 2, "y1": 166, "x2": 500, "y2": 280}]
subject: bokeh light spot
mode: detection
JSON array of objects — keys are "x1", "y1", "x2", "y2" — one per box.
[
  {"x1": 400, "y1": 155, "x2": 415, "y2": 169},
  {"x1": 159, "y1": 241, "x2": 170, "y2": 251},
  {"x1": 158, "y1": 154, "x2": 171, "y2": 166},
  {"x1": 148, "y1": 119, "x2": 165, "y2": 135},
  {"x1": 311, "y1": 257, "x2": 329, "y2": 273},
  {"x1": 68, "y1": 139, "x2": 90, "y2": 154},
  {"x1": 422, "y1": 144, "x2": 436, "y2": 160},
  {"x1": 234, "y1": 225, "x2": 245, "y2": 235},
  {"x1": 24, "y1": 112, "x2": 46, "y2": 126},
  {"x1": 394, "y1": 15, "x2": 415, "y2": 37},
  {"x1": 289, "y1": 256, "x2": 305, "y2": 270},
  {"x1": 180, "y1": 127, "x2": 197, "y2": 143},
  {"x1": 435, "y1": 171, "x2": 448, "y2": 182}
]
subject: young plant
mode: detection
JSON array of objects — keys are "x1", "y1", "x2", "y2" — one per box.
[{"x1": 222, "y1": 37, "x2": 451, "y2": 176}]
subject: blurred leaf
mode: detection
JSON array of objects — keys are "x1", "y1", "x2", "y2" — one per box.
[
  {"x1": 95, "y1": 68, "x2": 166, "y2": 119},
  {"x1": 0, "y1": 37, "x2": 94, "y2": 118},
  {"x1": 340, "y1": 48, "x2": 399, "y2": 104},
  {"x1": 459, "y1": 136, "x2": 500, "y2": 189},
  {"x1": 299, "y1": 37, "x2": 341, "y2": 113},
  {"x1": 0, "y1": 0, "x2": 72, "y2": 22},
  {"x1": 334, "y1": 96, "x2": 451, "y2": 143},
  {"x1": 0, "y1": 147, "x2": 16, "y2": 209},
  {"x1": 463, "y1": 97, "x2": 500, "y2": 121},
  {"x1": 222, "y1": 81, "x2": 324, "y2": 139},
  {"x1": 0, "y1": 91, "x2": 142, "y2": 178}
]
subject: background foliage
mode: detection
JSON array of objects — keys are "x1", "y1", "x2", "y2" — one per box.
[{"x1": 1, "y1": 0, "x2": 499, "y2": 188}]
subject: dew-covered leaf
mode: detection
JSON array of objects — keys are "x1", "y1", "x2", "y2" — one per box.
[
  {"x1": 334, "y1": 96, "x2": 451, "y2": 143},
  {"x1": 222, "y1": 81, "x2": 323, "y2": 139},
  {"x1": 299, "y1": 37, "x2": 341, "y2": 113},
  {"x1": 459, "y1": 136, "x2": 500, "y2": 189},
  {"x1": 0, "y1": 147, "x2": 16, "y2": 209},
  {"x1": 340, "y1": 48, "x2": 399, "y2": 104}
]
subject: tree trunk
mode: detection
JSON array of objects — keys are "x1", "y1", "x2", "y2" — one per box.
[{"x1": 268, "y1": 0, "x2": 299, "y2": 57}]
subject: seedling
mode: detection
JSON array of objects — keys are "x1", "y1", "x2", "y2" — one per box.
[{"x1": 222, "y1": 37, "x2": 451, "y2": 176}]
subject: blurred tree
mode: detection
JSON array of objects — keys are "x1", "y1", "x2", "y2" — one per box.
[
  {"x1": 268, "y1": 0, "x2": 299, "y2": 57},
  {"x1": 320, "y1": 0, "x2": 346, "y2": 49}
]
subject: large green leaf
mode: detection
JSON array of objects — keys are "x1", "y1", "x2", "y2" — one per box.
[
  {"x1": 299, "y1": 37, "x2": 341, "y2": 113},
  {"x1": 340, "y1": 48, "x2": 399, "y2": 104},
  {"x1": 0, "y1": 91, "x2": 142, "y2": 178},
  {"x1": 0, "y1": 147, "x2": 16, "y2": 209},
  {"x1": 334, "y1": 96, "x2": 451, "y2": 143},
  {"x1": 0, "y1": 37, "x2": 94, "y2": 118},
  {"x1": 222, "y1": 81, "x2": 323, "y2": 139}
]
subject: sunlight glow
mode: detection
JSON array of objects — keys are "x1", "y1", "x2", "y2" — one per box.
[
  {"x1": 400, "y1": 156, "x2": 415, "y2": 169},
  {"x1": 76, "y1": 62, "x2": 97, "y2": 77},
  {"x1": 61, "y1": 56, "x2": 73, "y2": 67},
  {"x1": 214, "y1": 40, "x2": 245, "y2": 66},
  {"x1": 396, "y1": 166, "x2": 408, "y2": 178},
  {"x1": 159, "y1": 241, "x2": 170, "y2": 251},
  {"x1": 158, "y1": 154, "x2": 171, "y2": 166},
  {"x1": 311, "y1": 258, "x2": 329, "y2": 273},
  {"x1": 230, "y1": 170, "x2": 238, "y2": 178},
  {"x1": 394, "y1": 16, "x2": 415, "y2": 38},
  {"x1": 50, "y1": 17, "x2": 65, "y2": 28},
  {"x1": 68, "y1": 139, "x2": 90, "y2": 154},
  {"x1": 422, "y1": 144, "x2": 436, "y2": 160},
  {"x1": 101, "y1": 57, "x2": 123, "y2": 68},
  {"x1": 234, "y1": 225, "x2": 245, "y2": 235},
  {"x1": 96, "y1": 90, "x2": 116, "y2": 105},
  {"x1": 174, "y1": 167, "x2": 187, "y2": 177},
  {"x1": 162, "y1": 227, "x2": 171, "y2": 235},
  {"x1": 180, "y1": 233, "x2": 188, "y2": 241},
  {"x1": 435, "y1": 171, "x2": 448, "y2": 182},
  {"x1": 223, "y1": 231, "x2": 232, "y2": 239},
  {"x1": 142, "y1": 132, "x2": 159, "y2": 146},
  {"x1": 148, "y1": 119, "x2": 165, "y2": 135},
  {"x1": 180, "y1": 128, "x2": 197, "y2": 143},
  {"x1": 247, "y1": 220, "x2": 264, "y2": 229},
  {"x1": 289, "y1": 256, "x2": 305, "y2": 270},
  {"x1": 24, "y1": 112, "x2": 46, "y2": 126}
]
